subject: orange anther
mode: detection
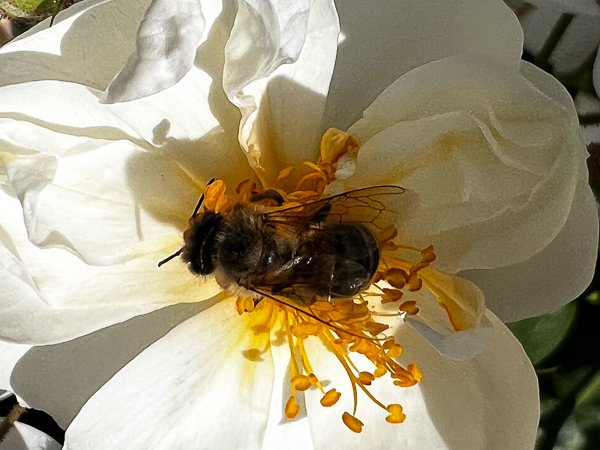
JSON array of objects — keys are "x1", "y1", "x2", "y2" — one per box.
[
  {"x1": 408, "y1": 364, "x2": 422, "y2": 382},
  {"x1": 358, "y1": 372, "x2": 375, "y2": 385},
  {"x1": 385, "y1": 268, "x2": 408, "y2": 289},
  {"x1": 386, "y1": 404, "x2": 406, "y2": 424},
  {"x1": 399, "y1": 300, "x2": 419, "y2": 315},
  {"x1": 285, "y1": 396, "x2": 300, "y2": 419},
  {"x1": 386, "y1": 344, "x2": 402, "y2": 359},
  {"x1": 381, "y1": 288, "x2": 403, "y2": 304},
  {"x1": 320, "y1": 389, "x2": 342, "y2": 407},
  {"x1": 342, "y1": 412, "x2": 364, "y2": 433},
  {"x1": 291, "y1": 375, "x2": 312, "y2": 392}
]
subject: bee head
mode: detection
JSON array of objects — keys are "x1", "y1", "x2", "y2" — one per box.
[{"x1": 181, "y1": 212, "x2": 223, "y2": 275}]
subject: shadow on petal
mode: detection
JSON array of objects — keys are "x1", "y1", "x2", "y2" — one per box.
[
  {"x1": 0, "y1": 0, "x2": 150, "y2": 91},
  {"x1": 125, "y1": 126, "x2": 256, "y2": 232},
  {"x1": 11, "y1": 297, "x2": 220, "y2": 428}
]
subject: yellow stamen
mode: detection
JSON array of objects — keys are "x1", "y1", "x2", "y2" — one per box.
[
  {"x1": 285, "y1": 396, "x2": 301, "y2": 419},
  {"x1": 321, "y1": 389, "x2": 342, "y2": 407},
  {"x1": 385, "y1": 268, "x2": 408, "y2": 289},
  {"x1": 408, "y1": 364, "x2": 422, "y2": 382},
  {"x1": 358, "y1": 372, "x2": 375, "y2": 385},
  {"x1": 195, "y1": 129, "x2": 479, "y2": 433},
  {"x1": 381, "y1": 288, "x2": 403, "y2": 304},
  {"x1": 399, "y1": 300, "x2": 419, "y2": 315},
  {"x1": 386, "y1": 344, "x2": 403, "y2": 359},
  {"x1": 291, "y1": 374, "x2": 312, "y2": 392},
  {"x1": 386, "y1": 404, "x2": 407, "y2": 424},
  {"x1": 342, "y1": 412, "x2": 364, "y2": 433}
]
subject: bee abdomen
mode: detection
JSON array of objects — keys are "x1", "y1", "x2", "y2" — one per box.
[{"x1": 327, "y1": 224, "x2": 380, "y2": 297}]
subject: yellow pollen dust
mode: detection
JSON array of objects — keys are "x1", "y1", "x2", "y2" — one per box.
[{"x1": 206, "y1": 129, "x2": 438, "y2": 433}]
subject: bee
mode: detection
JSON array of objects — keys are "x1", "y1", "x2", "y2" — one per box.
[{"x1": 159, "y1": 180, "x2": 405, "y2": 307}]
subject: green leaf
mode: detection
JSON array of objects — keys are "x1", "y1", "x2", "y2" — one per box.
[
  {"x1": 507, "y1": 301, "x2": 576, "y2": 365},
  {"x1": 0, "y1": 0, "x2": 67, "y2": 22}
]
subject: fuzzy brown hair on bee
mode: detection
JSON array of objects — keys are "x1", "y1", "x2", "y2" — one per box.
[{"x1": 159, "y1": 183, "x2": 405, "y2": 308}]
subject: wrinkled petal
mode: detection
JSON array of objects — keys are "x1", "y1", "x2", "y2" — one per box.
[
  {"x1": 0, "y1": 421, "x2": 61, "y2": 450},
  {"x1": 404, "y1": 269, "x2": 491, "y2": 360},
  {"x1": 0, "y1": 178, "x2": 221, "y2": 344},
  {"x1": 373, "y1": 267, "x2": 489, "y2": 360},
  {"x1": 224, "y1": 0, "x2": 311, "y2": 105},
  {"x1": 224, "y1": 0, "x2": 339, "y2": 183},
  {"x1": 103, "y1": 0, "x2": 207, "y2": 103},
  {"x1": 2, "y1": 137, "x2": 180, "y2": 265},
  {"x1": 0, "y1": 0, "x2": 151, "y2": 90},
  {"x1": 63, "y1": 298, "x2": 275, "y2": 449},
  {"x1": 302, "y1": 311, "x2": 538, "y2": 449},
  {"x1": 0, "y1": 81, "x2": 140, "y2": 140},
  {"x1": 461, "y1": 159, "x2": 599, "y2": 322},
  {"x1": 346, "y1": 56, "x2": 584, "y2": 274},
  {"x1": 323, "y1": 0, "x2": 523, "y2": 131}
]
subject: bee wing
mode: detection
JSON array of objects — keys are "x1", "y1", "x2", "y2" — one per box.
[{"x1": 262, "y1": 185, "x2": 406, "y2": 230}]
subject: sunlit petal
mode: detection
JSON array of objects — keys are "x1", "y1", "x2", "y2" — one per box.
[
  {"x1": 223, "y1": 0, "x2": 339, "y2": 182},
  {"x1": 324, "y1": 0, "x2": 523, "y2": 131},
  {"x1": 103, "y1": 0, "x2": 208, "y2": 103},
  {"x1": 303, "y1": 312, "x2": 538, "y2": 450},
  {"x1": 0, "y1": 184, "x2": 220, "y2": 344},
  {"x1": 63, "y1": 298, "x2": 275, "y2": 450},
  {"x1": 0, "y1": 421, "x2": 61, "y2": 450},
  {"x1": 0, "y1": 0, "x2": 151, "y2": 90},
  {"x1": 346, "y1": 56, "x2": 584, "y2": 274},
  {"x1": 0, "y1": 340, "x2": 30, "y2": 393}
]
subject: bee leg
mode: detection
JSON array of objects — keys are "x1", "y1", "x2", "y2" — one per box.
[{"x1": 250, "y1": 189, "x2": 285, "y2": 206}]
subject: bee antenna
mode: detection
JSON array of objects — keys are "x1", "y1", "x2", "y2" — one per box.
[
  {"x1": 158, "y1": 248, "x2": 183, "y2": 267},
  {"x1": 191, "y1": 177, "x2": 216, "y2": 219}
]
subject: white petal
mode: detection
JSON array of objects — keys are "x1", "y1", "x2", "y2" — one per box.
[
  {"x1": 0, "y1": 340, "x2": 30, "y2": 393},
  {"x1": 262, "y1": 329, "x2": 314, "y2": 450},
  {"x1": 460, "y1": 160, "x2": 599, "y2": 322},
  {"x1": 0, "y1": 0, "x2": 151, "y2": 91},
  {"x1": 374, "y1": 268, "x2": 489, "y2": 360},
  {"x1": 10, "y1": 301, "x2": 211, "y2": 427},
  {"x1": 103, "y1": 0, "x2": 209, "y2": 103},
  {"x1": 223, "y1": 0, "x2": 339, "y2": 180},
  {"x1": 64, "y1": 298, "x2": 275, "y2": 449},
  {"x1": 224, "y1": 0, "x2": 311, "y2": 103},
  {"x1": 0, "y1": 81, "x2": 141, "y2": 138},
  {"x1": 0, "y1": 421, "x2": 61, "y2": 450},
  {"x1": 302, "y1": 311, "x2": 538, "y2": 449},
  {"x1": 2, "y1": 137, "x2": 182, "y2": 265},
  {"x1": 345, "y1": 56, "x2": 584, "y2": 273},
  {"x1": 0, "y1": 184, "x2": 221, "y2": 344},
  {"x1": 323, "y1": 0, "x2": 523, "y2": 131},
  {"x1": 405, "y1": 314, "x2": 493, "y2": 362}
]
